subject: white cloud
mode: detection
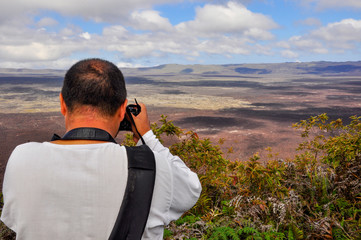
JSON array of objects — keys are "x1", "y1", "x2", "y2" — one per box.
[
  {"x1": 66, "y1": 2, "x2": 278, "y2": 61},
  {"x1": 102, "y1": 25, "x2": 129, "y2": 37},
  {"x1": 0, "y1": 43, "x2": 62, "y2": 61},
  {"x1": 0, "y1": 40, "x2": 84, "y2": 62},
  {"x1": 0, "y1": 19, "x2": 91, "y2": 64},
  {"x1": 79, "y1": 32, "x2": 91, "y2": 40},
  {"x1": 288, "y1": 35, "x2": 328, "y2": 53},
  {"x1": 310, "y1": 19, "x2": 361, "y2": 44},
  {"x1": 176, "y1": 1, "x2": 278, "y2": 39},
  {"x1": 281, "y1": 49, "x2": 299, "y2": 59},
  {"x1": 196, "y1": 36, "x2": 251, "y2": 55},
  {"x1": 0, "y1": 57, "x2": 77, "y2": 69},
  {"x1": 0, "y1": 1, "x2": 280, "y2": 68},
  {"x1": 116, "y1": 62, "x2": 145, "y2": 68},
  {"x1": 280, "y1": 18, "x2": 361, "y2": 58},
  {"x1": 0, "y1": 0, "x2": 179, "y2": 23},
  {"x1": 130, "y1": 10, "x2": 173, "y2": 31}
]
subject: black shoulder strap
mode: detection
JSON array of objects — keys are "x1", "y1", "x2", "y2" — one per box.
[
  {"x1": 51, "y1": 127, "x2": 117, "y2": 143},
  {"x1": 108, "y1": 145, "x2": 156, "y2": 240}
]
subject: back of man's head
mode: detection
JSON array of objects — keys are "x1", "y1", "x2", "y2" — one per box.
[{"x1": 61, "y1": 58, "x2": 127, "y2": 116}]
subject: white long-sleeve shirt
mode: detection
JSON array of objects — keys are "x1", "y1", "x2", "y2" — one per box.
[{"x1": 1, "y1": 130, "x2": 202, "y2": 239}]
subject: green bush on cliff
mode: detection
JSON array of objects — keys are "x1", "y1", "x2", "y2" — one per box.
[{"x1": 152, "y1": 114, "x2": 360, "y2": 240}]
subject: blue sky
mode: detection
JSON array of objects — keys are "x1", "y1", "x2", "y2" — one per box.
[{"x1": 0, "y1": 0, "x2": 360, "y2": 69}]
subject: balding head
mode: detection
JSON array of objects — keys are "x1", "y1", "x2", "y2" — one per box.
[{"x1": 61, "y1": 58, "x2": 127, "y2": 116}]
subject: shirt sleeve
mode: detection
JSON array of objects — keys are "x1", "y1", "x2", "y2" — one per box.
[{"x1": 137, "y1": 130, "x2": 201, "y2": 226}]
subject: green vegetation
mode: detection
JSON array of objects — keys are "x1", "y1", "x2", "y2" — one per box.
[
  {"x1": 153, "y1": 113, "x2": 360, "y2": 239},
  {"x1": 1, "y1": 113, "x2": 360, "y2": 239}
]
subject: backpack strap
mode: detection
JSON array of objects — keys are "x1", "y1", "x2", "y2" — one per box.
[{"x1": 108, "y1": 145, "x2": 156, "y2": 240}]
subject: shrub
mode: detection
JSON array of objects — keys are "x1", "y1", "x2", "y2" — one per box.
[{"x1": 163, "y1": 114, "x2": 361, "y2": 239}]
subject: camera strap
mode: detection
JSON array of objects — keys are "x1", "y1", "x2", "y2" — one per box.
[
  {"x1": 51, "y1": 127, "x2": 156, "y2": 240},
  {"x1": 51, "y1": 127, "x2": 117, "y2": 143},
  {"x1": 109, "y1": 145, "x2": 156, "y2": 240},
  {"x1": 127, "y1": 114, "x2": 146, "y2": 145}
]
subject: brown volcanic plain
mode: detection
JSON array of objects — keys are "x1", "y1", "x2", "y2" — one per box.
[{"x1": 1, "y1": 62, "x2": 361, "y2": 190}]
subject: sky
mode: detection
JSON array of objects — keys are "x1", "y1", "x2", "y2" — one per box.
[{"x1": 0, "y1": 0, "x2": 361, "y2": 69}]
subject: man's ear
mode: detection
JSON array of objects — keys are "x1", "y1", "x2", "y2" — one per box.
[
  {"x1": 59, "y1": 93, "x2": 67, "y2": 116},
  {"x1": 118, "y1": 99, "x2": 128, "y2": 121}
]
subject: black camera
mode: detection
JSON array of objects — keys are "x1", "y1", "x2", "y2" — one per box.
[{"x1": 119, "y1": 99, "x2": 141, "y2": 131}]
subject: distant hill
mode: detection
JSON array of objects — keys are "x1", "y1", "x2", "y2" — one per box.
[
  {"x1": 123, "y1": 61, "x2": 361, "y2": 77},
  {"x1": 0, "y1": 61, "x2": 360, "y2": 77}
]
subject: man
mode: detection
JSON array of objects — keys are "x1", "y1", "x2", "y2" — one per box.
[{"x1": 1, "y1": 58, "x2": 201, "y2": 239}]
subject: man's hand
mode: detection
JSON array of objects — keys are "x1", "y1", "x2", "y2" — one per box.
[{"x1": 128, "y1": 102, "x2": 151, "y2": 143}]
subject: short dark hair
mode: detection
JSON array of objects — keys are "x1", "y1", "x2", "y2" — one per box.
[{"x1": 61, "y1": 58, "x2": 127, "y2": 116}]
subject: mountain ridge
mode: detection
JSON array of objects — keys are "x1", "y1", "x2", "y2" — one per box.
[{"x1": 0, "y1": 61, "x2": 360, "y2": 77}]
